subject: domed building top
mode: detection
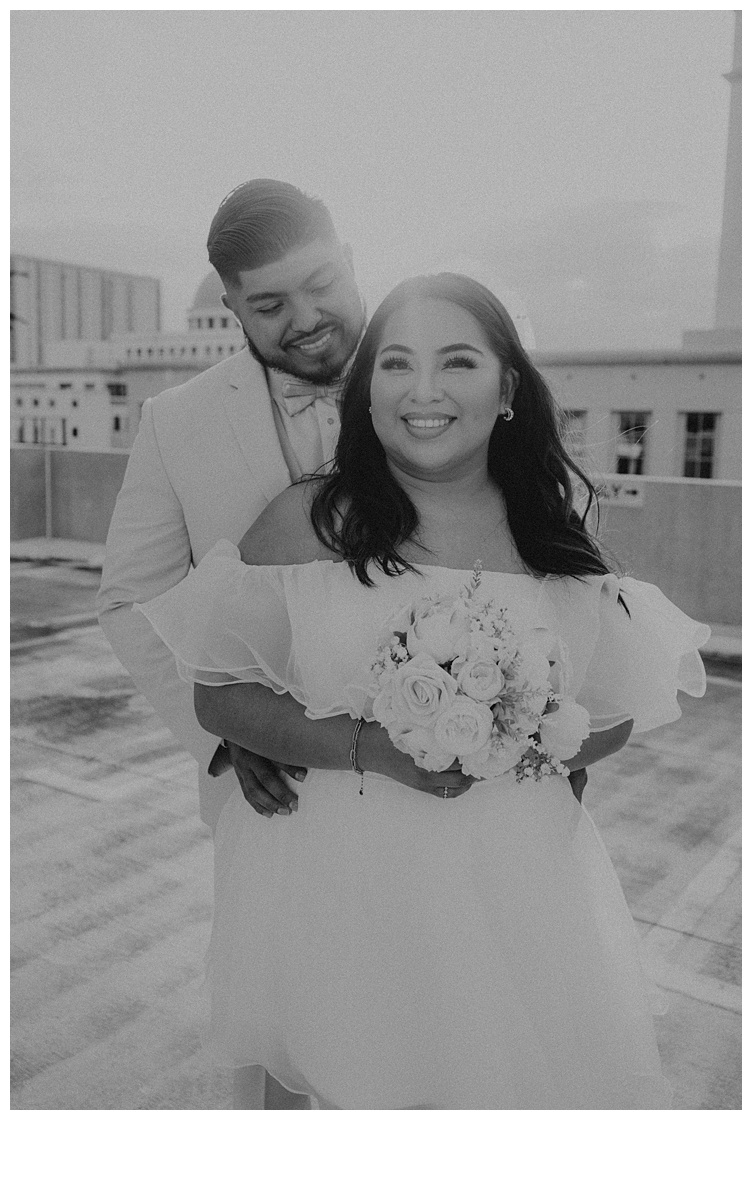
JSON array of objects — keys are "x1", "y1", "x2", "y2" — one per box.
[
  {"x1": 190, "y1": 270, "x2": 225, "y2": 313},
  {"x1": 187, "y1": 270, "x2": 238, "y2": 333}
]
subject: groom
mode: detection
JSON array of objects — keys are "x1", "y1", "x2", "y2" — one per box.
[{"x1": 98, "y1": 178, "x2": 366, "y2": 1110}]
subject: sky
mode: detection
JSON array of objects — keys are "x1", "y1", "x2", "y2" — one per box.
[{"x1": 10, "y1": 8, "x2": 737, "y2": 350}]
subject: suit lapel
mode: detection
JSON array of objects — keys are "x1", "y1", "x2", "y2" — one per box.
[{"x1": 220, "y1": 351, "x2": 292, "y2": 503}]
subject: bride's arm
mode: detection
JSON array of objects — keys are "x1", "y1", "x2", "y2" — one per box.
[
  {"x1": 194, "y1": 682, "x2": 471, "y2": 799},
  {"x1": 562, "y1": 720, "x2": 634, "y2": 773}
]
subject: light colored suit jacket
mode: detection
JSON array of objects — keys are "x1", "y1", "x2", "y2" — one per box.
[{"x1": 97, "y1": 349, "x2": 299, "y2": 829}]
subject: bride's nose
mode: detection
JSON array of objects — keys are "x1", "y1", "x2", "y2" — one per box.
[{"x1": 410, "y1": 366, "x2": 443, "y2": 405}]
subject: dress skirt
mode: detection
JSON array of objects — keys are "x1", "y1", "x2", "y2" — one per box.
[{"x1": 205, "y1": 767, "x2": 671, "y2": 1110}]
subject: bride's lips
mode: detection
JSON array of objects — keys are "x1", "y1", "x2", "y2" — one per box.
[
  {"x1": 287, "y1": 327, "x2": 336, "y2": 357},
  {"x1": 401, "y1": 412, "x2": 456, "y2": 439}
]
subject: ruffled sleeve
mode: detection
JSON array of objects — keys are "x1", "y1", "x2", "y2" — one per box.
[
  {"x1": 135, "y1": 539, "x2": 364, "y2": 721},
  {"x1": 574, "y1": 575, "x2": 711, "y2": 733}
]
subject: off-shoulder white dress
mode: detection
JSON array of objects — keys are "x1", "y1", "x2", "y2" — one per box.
[{"x1": 138, "y1": 541, "x2": 709, "y2": 1110}]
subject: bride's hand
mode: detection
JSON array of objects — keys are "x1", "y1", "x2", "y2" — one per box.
[{"x1": 357, "y1": 722, "x2": 474, "y2": 798}]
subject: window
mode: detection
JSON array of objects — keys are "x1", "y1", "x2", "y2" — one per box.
[
  {"x1": 15, "y1": 397, "x2": 22, "y2": 407},
  {"x1": 71, "y1": 427, "x2": 78, "y2": 438},
  {"x1": 85, "y1": 382, "x2": 95, "y2": 390},
  {"x1": 207, "y1": 317, "x2": 214, "y2": 329},
  {"x1": 33, "y1": 398, "x2": 39, "y2": 407},
  {"x1": 113, "y1": 416, "x2": 121, "y2": 432},
  {"x1": 72, "y1": 399, "x2": 78, "y2": 408},
  {"x1": 560, "y1": 410, "x2": 587, "y2": 461},
  {"x1": 59, "y1": 382, "x2": 72, "y2": 390},
  {"x1": 614, "y1": 411, "x2": 650, "y2": 475},
  {"x1": 683, "y1": 413, "x2": 718, "y2": 479},
  {"x1": 196, "y1": 318, "x2": 202, "y2": 329},
  {"x1": 49, "y1": 398, "x2": 55, "y2": 408},
  {"x1": 221, "y1": 317, "x2": 229, "y2": 329},
  {"x1": 107, "y1": 383, "x2": 127, "y2": 397}
]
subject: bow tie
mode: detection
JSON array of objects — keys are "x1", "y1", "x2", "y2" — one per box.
[{"x1": 278, "y1": 377, "x2": 343, "y2": 417}]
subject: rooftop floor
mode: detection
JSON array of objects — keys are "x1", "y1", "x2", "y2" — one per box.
[{"x1": 10, "y1": 560, "x2": 741, "y2": 1109}]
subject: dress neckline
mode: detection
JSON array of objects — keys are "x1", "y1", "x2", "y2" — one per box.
[{"x1": 404, "y1": 561, "x2": 538, "y2": 580}]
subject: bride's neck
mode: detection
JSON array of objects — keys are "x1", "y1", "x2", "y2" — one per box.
[{"x1": 389, "y1": 461, "x2": 499, "y2": 513}]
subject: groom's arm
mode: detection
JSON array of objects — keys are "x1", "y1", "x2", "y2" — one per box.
[{"x1": 97, "y1": 398, "x2": 223, "y2": 777}]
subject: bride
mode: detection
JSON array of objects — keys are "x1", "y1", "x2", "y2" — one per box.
[{"x1": 139, "y1": 273, "x2": 708, "y2": 1109}]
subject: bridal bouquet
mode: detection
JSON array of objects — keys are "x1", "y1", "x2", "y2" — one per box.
[{"x1": 368, "y1": 563, "x2": 590, "y2": 782}]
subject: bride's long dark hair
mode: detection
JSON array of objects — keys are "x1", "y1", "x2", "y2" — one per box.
[{"x1": 309, "y1": 273, "x2": 614, "y2": 587}]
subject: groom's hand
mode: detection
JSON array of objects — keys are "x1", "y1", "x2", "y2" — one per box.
[{"x1": 224, "y1": 741, "x2": 306, "y2": 817}]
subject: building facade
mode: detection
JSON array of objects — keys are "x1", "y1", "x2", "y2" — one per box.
[
  {"x1": 10, "y1": 269, "x2": 231, "y2": 451},
  {"x1": 11, "y1": 270, "x2": 741, "y2": 480},
  {"x1": 10, "y1": 254, "x2": 161, "y2": 368},
  {"x1": 540, "y1": 349, "x2": 741, "y2": 482}
]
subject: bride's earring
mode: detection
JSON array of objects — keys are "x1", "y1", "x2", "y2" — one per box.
[{"x1": 502, "y1": 408, "x2": 514, "y2": 421}]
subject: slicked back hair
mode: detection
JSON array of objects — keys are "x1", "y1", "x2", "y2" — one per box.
[{"x1": 207, "y1": 179, "x2": 338, "y2": 287}]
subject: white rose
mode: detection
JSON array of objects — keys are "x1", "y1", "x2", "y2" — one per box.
[
  {"x1": 393, "y1": 727, "x2": 456, "y2": 773},
  {"x1": 512, "y1": 647, "x2": 552, "y2": 694},
  {"x1": 371, "y1": 678, "x2": 410, "y2": 735},
  {"x1": 391, "y1": 653, "x2": 458, "y2": 728},
  {"x1": 453, "y1": 657, "x2": 505, "y2": 703},
  {"x1": 539, "y1": 699, "x2": 591, "y2": 761},
  {"x1": 434, "y1": 697, "x2": 494, "y2": 757},
  {"x1": 406, "y1": 596, "x2": 470, "y2": 664}
]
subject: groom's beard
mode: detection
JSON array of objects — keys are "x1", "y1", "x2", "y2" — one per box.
[{"x1": 242, "y1": 315, "x2": 365, "y2": 386}]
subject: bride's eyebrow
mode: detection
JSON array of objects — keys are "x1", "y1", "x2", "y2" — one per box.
[
  {"x1": 378, "y1": 342, "x2": 485, "y2": 356},
  {"x1": 438, "y1": 342, "x2": 484, "y2": 355}
]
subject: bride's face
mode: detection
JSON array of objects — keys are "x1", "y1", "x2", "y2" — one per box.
[{"x1": 370, "y1": 298, "x2": 516, "y2": 480}]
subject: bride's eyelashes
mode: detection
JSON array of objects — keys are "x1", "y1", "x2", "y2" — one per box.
[
  {"x1": 380, "y1": 355, "x2": 411, "y2": 371},
  {"x1": 378, "y1": 353, "x2": 479, "y2": 372},
  {"x1": 443, "y1": 354, "x2": 478, "y2": 370}
]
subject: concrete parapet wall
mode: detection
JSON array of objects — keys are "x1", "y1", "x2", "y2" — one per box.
[
  {"x1": 10, "y1": 453, "x2": 741, "y2": 625},
  {"x1": 10, "y1": 447, "x2": 128, "y2": 544},
  {"x1": 596, "y1": 476, "x2": 741, "y2": 625},
  {"x1": 10, "y1": 449, "x2": 47, "y2": 540}
]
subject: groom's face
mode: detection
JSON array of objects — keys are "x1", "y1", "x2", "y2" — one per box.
[{"x1": 222, "y1": 238, "x2": 364, "y2": 383}]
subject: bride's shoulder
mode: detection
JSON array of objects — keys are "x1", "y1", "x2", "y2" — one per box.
[{"x1": 238, "y1": 480, "x2": 340, "y2": 566}]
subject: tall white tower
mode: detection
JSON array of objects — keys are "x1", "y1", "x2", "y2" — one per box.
[
  {"x1": 684, "y1": 10, "x2": 742, "y2": 349},
  {"x1": 715, "y1": 10, "x2": 742, "y2": 332}
]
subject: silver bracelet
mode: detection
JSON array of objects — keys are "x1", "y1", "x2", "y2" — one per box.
[{"x1": 350, "y1": 717, "x2": 365, "y2": 796}]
